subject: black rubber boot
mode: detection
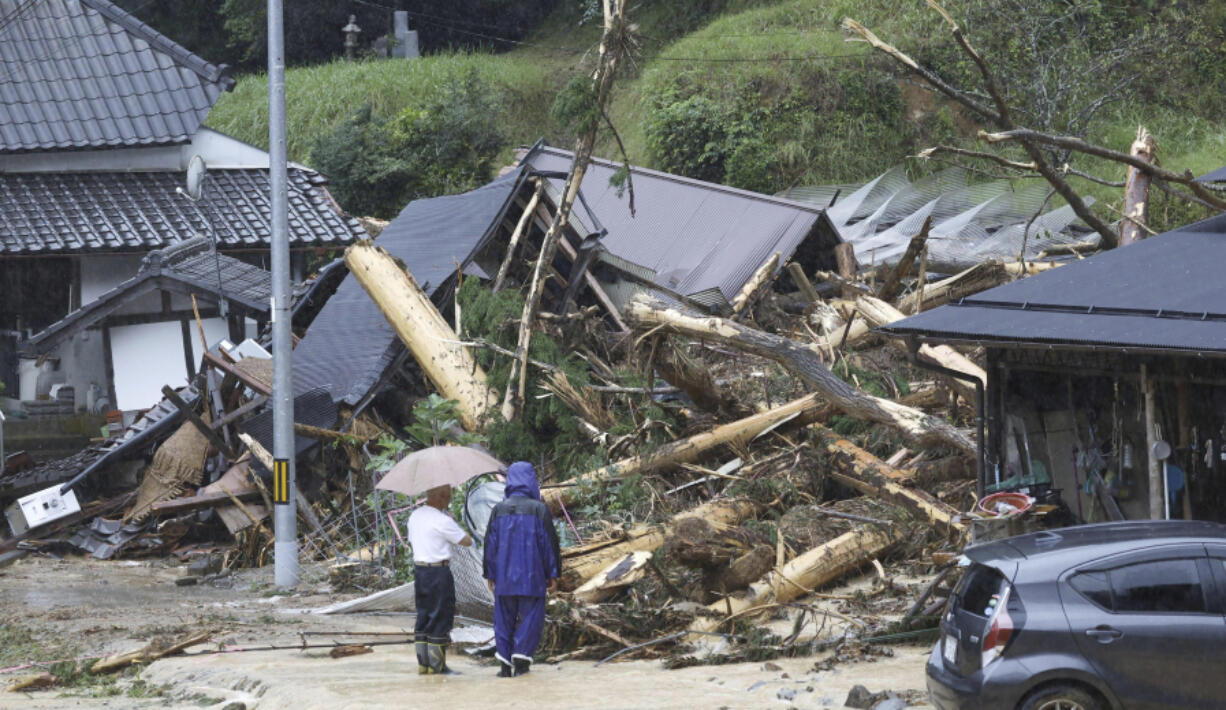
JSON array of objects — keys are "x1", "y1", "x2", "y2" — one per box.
[
  {"x1": 415, "y1": 641, "x2": 430, "y2": 675},
  {"x1": 498, "y1": 660, "x2": 513, "y2": 678},
  {"x1": 513, "y1": 658, "x2": 531, "y2": 676}
]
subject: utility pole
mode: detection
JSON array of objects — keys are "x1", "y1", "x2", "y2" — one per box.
[{"x1": 268, "y1": 0, "x2": 298, "y2": 588}]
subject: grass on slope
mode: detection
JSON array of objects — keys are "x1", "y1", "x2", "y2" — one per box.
[{"x1": 208, "y1": 53, "x2": 561, "y2": 163}]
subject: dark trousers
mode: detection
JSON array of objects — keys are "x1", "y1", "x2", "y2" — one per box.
[
  {"x1": 414, "y1": 565, "x2": 456, "y2": 646},
  {"x1": 494, "y1": 594, "x2": 546, "y2": 664}
]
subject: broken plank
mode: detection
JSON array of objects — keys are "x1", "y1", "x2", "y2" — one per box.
[
  {"x1": 149, "y1": 487, "x2": 262, "y2": 514},
  {"x1": 161, "y1": 385, "x2": 237, "y2": 460}
]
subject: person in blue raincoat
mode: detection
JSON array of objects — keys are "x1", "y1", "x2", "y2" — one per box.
[{"x1": 482, "y1": 461, "x2": 561, "y2": 677}]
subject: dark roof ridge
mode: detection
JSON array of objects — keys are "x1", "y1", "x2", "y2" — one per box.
[{"x1": 79, "y1": 0, "x2": 235, "y2": 90}]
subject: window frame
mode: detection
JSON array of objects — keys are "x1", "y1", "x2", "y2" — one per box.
[{"x1": 1066, "y1": 544, "x2": 1218, "y2": 616}]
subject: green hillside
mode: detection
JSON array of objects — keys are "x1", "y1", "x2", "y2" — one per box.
[{"x1": 208, "y1": 0, "x2": 1226, "y2": 227}]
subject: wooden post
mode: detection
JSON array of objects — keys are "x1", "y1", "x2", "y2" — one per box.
[
  {"x1": 492, "y1": 180, "x2": 542, "y2": 293},
  {"x1": 345, "y1": 242, "x2": 496, "y2": 431},
  {"x1": 1142, "y1": 365, "x2": 1163, "y2": 520},
  {"x1": 877, "y1": 216, "x2": 931, "y2": 303},
  {"x1": 1120, "y1": 127, "x2": 1157, "y2": 247},
  {"x1": 834, "y1": 243, "x2": 858, "y2": 299},
  {"x1": 786, "y1": 262, "x2": 820, "y2": 304}
]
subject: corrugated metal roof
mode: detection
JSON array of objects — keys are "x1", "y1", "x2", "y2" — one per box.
[
  {"x1": 292, "y1": 168, "x2": 526, "y2": 405},
  {"x1": 0, "y1": 167, "x2": 365, "y2": 254},
  {"x1": 27, "y1": 236, "x2": 273, "y2": 351},
  {"x1": 523, "y1": 145, "x2": 839, "y2": 308},
  {"x1": 1197, "y1": 165, "x2": 1226, "y2": 183},
  {"x1": 0, "y1": 0, "x2": 233, "y2": 153},
  {"x1": 879, "y1": 214, "x2": 1226, "y2": 354}
]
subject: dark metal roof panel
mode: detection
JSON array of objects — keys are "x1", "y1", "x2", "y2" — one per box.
[
  {"x1": 880, "y1": 215, "x2": 1226, "y2": 353},
  {"x1": 292, "y1": 169, "x2": 526, "y2": 405},
  {"x1": 880, "y1": 301, "x2": 1226, "y2": 353},
  {"x1": 524, "y1": 146, "x2": 828, "y2": 304},
  {"x1": 954, "y1": 225, "x2": 1226, "y2": 315},
  {"x1": 0, "y1": 168, "x2": 365, "y2": 254},
  {"x1": 0, "y1": 0, "x2": 233, "y2": 153}
]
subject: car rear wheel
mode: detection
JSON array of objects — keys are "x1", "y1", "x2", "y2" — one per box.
[{"x1": 1019, "y1": 683, "x2": 1102, "y2": 710}]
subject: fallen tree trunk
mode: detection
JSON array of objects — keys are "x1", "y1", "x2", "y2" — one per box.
[
  {"x1": 812, "y1": 425, "x2": 966, "y2": 533},
  {"x1": 854, "y1": 295, "x2": 985, "y2": 403},
  {"x1": 730, "y1": 252, "x2": 780, "y2": 318},
  {"x1": 544, "y1": 394, "x2": 831, "y2": 509},
  {"x1": 560, "y1": 499, "x2": 758, "y2": 591},
  {"x1": 691, "y1": 525, "x2": 900, "y2": 633},
  {"x1": 345, "y1": 242, "x2": 496, "y2": 431},
  {"x1": 624, "y1": 297, "x2": 975, "y2": 456},
  {"x1": 899, "y1": 259, "x2": 1059, "y2": 313}
]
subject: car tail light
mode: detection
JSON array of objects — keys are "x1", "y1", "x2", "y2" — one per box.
[{"x1": 980, "y1": 587, "x2": 1014, "y2": 667}]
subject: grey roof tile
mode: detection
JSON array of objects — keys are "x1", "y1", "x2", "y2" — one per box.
[
  {"x1": 0, "y1": 167, "x2": 367, "y2": 254},
  {"x1": 0, "y1": 0, "x2": 234, "y2": 153}
]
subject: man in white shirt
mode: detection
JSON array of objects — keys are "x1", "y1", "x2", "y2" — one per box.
[{"x1": 407, "y1": 484, "x2": 472, "y2": 675}]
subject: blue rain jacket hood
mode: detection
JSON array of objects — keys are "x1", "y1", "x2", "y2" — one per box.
[
  {"x1": 483, "y1": 461, "x2": 560, "y2": 597},
  {"x1": 505, "y1": 461, "x2": 541, "y2": 500}
]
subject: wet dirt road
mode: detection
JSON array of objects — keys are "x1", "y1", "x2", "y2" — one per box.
[{"x1": 0, "y1": 556, "x2": 933, "y2": 709}]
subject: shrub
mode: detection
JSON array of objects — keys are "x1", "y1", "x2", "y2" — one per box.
[{"x1": 309, "y1": 69, "x2": 506, "y2": 218}]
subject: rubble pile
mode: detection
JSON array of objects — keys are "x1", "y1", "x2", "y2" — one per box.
[{"x1": 0, "y1": 155, "x2": 1072, "y2": 673}]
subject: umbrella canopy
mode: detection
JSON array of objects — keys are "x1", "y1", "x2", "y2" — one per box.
[{"x1": 375, "y1": 446, "x2": 505, "y2": 497}]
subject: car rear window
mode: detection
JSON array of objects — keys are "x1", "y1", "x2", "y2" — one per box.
[
  {"x1": 956, "y1": 563, "x2": 1009, "y2": 616},
  {"x1": 1070, "y1": 559, "x2": 1206, "y2": 613},
  {"x1": 1070, "y1": 570, "x2": 1112, "y2": 609}
]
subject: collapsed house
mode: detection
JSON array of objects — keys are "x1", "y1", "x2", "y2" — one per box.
[
  {"x1": 881, "y1": 212, "x2": 1226, "y2": 523},
  {"x1": 0, "y1": 0, "x2": 364, "y2": 423},
  {"x1": 783, "y1": 166, "x2": 1096, "y2": 271}
]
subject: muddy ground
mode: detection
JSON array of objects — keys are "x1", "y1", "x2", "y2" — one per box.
[{"x1": 0, "y1": 556, "x2": 934, "y2": 709}]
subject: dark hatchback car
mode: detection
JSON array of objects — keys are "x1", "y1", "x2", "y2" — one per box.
[{"x1": 927, "y1": 520, "x2": 1226, "y2": 710}]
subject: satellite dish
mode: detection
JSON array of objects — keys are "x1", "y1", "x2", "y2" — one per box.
[{"x1": 184, "y1": 155, "x2": 206, "y2": 201}]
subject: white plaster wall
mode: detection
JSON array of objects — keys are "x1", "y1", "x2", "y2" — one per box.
[{"x1": 108, "y1": 317, "x2": 228, "y2": 411}]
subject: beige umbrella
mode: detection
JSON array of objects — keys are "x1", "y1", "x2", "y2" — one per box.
[{"x1": 375, "y1": 445, "x2": 505, "y2": 497}]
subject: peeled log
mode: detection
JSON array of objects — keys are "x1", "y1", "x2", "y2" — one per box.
[
  {"x1": 624, "y1": 297, "x2": 975, "y2": 456},
  {"x1": 691, "y1": 526, "x2": 900, "y2": 633},
  {"x1": 544, "y1": 394, "x2": 830, "y2": 510},
  {"x1": 345, "y1": 242, "x2": 496, "y2": 431},
  {"x1": 855, "y1": 295, "x2": 985, "y2": 403},
  {"x1": 813, "y1": 425, "x2": 965, "y2": 534},
  {"x1": 561, "y1": 499, "x2": 758, "y2": 591},
  {"x1": 573, "y1": 550, "x2": 653, "y2": 603}
]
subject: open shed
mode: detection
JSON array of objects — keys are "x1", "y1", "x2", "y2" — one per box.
[{"x1": 880, "y1": 213, "x2": 1226, "y2": 523}]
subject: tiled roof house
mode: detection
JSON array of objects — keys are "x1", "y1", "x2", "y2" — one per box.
[{"x1": 0, "y1": 0, "x2": 365, "y2": 412}]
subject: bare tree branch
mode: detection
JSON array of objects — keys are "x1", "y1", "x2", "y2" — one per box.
[
  {"x1": 918, "y1": 145, "x2": 1036, "y2": 172},
  {"x1": 981, "y1": 129, "x2": 1226, "y2": 211}
]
